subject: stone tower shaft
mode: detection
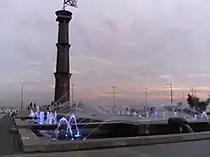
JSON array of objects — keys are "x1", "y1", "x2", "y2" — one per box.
[{"x1": 54, "y1": 10, "x2": 72, "y2": 103}]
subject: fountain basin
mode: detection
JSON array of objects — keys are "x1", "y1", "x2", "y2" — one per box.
[
  {"x1": 19, "y1": 128, "x2": 210, "y2": 153},
  {"x1": 34, "y1": 128, "x2": 110, "y2": 140}
]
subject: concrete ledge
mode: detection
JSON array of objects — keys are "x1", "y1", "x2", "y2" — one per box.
[
  {"x1": 19, "y1": 129, "x2": 39, "y2": 140},
  {"x1": 15, "y1": 118, "x2": 28, "y2": 126},
  {"x1": 22, "y1": 131, "x2": 210, "y2": 153},
  {"x1": 18, "y1": 128, "x2": 43, "y2": 152}
]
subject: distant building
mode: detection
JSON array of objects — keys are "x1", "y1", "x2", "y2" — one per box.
[{"x1": 0, "y1": 107, "x2": 19, "y2": 114}]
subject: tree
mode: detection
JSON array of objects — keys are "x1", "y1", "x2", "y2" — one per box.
[
  {"x1": 197, "y1": 101, "x2": 208, "y2": 112},
  {"x1": 187, "y1": 94, "x2": 193, "y2": 109},
  {"x1": 206, "y1": 96, "x2": 210, "y2": 104},
  {"x1": 187, "y1": 94, "x2": 208, "y2": 112},
  {"x1": 187, "y1": 94, "x2": 199, "y2": 109}
]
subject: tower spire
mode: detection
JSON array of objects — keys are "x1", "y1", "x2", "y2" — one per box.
[
  {"x1": 54, "y1": 1, "x2": 78, "y2": 105},
  {"x1": 54, "y1": 9, "x2": 72, "y2": 104}
]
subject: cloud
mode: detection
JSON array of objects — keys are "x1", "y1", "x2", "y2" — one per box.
[
  {"x1": 158, "y1": 74, "x2": 173, "y2": 80},
  {"x1": 187, "y1": 73, "x2": 210, "y2": 78},
  {"x1": 74, "y1": 55, "x2": 113, "y2": 66},
  {"x1": 1, "y1": 0, "x2": 210, "y2": 106}
]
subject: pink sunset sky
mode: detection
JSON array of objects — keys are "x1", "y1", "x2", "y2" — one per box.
[{"x1": 0, "y1": 0, "x2": 210, "y2": 107}]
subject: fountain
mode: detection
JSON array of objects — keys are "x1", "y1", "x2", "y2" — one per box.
[
  {"x1": 54, "y1": 111, "x2": 57, "y2": 121},
  {"x1": 46, "y1": 112, "x2": 50, "y2": 124},
  {"x1": 29, "y1": 110, "x2": 35, "y2": 118},
  {"x1": 194, "y1": 114, "x2": 197, "y2": 120},
  {"x1": 45, "y1": 112, "x2": 56, "y2": 124},
  {"x1": 154, "y1": 110, "x2": 158, "y2": 119},
  {"x1": 163, "y1": 112, "x2": 166, "y2": 120},
  {"x1": 34, "y1": 112, "x2": 39, "y2": 119},
  {"x1": 49, "y1": 112, "x2": 54, "y2": 124},
  {"x1": 122, "y1": 109, "x2": 125, "y2": 115},
  {"x1": 109, "y1": 103, "x2": 209, "y2": 123},
  {"x1": 55, "y1": 113, "x2": 81, "y2": 140},
  {"x1": 201, "y1": 111, "x2": 208, "y2": 120},
  {"x1": 174, "y1": 111, "x2": 178, "y2": 117},
  {"x1": 36, "y1": 106, "x2": 40, "y2": 113},
  {"x1": 29, "y1": 105, "x2": 58, "y2": 125},
  {"x1": 69, "y1": 114, "x2": 80, "y2": 137},
  {"x1": 82, "y1": 119, "x2": 119, "y2": 140},
  {"x1": 117, "y1": 111, "x2": 120, "y2": 115},
  {"x1": 55, "y1": 117, "x2": 74, "y2": 140},
  {"x1": 39, "y1": 112, "x2": 45, "y2": 124},
  {"x1": 127, "y1": 110, "x2": 130, "y2": 116},
  {"x1": 146, "y1": 110, "x2": 150, "y2": 119}
]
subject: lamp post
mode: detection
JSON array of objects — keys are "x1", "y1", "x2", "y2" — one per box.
[
  {"x1": 166, "y1": 84, "x2": 173, "y2": 104},
  {"x1": 191, "y1": 88, "x2": 196, "y2": 97},
  {"x1": 145, "y1": 88, "x2": 148, "y2": 107},
  {"x1": 182, "y1": 92, "x2": 185, "y2": 104},
  {"x1": 191, "y1": 88, "x2": 194, "y2": 96},
  {"x1": 20, "y1": 79, "x2": 24, "y2": 111},
  {"x1": 112, "y1": 86, "x2": 116, "y2": 112},
  {"x1": 194, "y1": 89, "x2": 197, "y2": 97}
]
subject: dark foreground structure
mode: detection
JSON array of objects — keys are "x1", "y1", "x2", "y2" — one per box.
[{"x1": 0, "y1": 115, "x2": 22, "y2": 156}]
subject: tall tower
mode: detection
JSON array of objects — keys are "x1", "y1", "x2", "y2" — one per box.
[{"x1": 54, "y1": 10, "x2": 72, "y2": 104}]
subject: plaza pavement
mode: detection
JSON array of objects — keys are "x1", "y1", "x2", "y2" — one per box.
[{"x1": 3, "y1": 138, "x2": 210, "y2": 157}]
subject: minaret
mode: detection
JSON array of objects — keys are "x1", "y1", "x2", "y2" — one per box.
[{"x1": 54, "y1": 9, "x2": 72, "y2": 104}]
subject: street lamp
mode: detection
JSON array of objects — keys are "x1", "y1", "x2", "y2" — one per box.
[
  {"x1": 145, "y1": 88, "x2": 152, "y2": 108},
  {"x1": 166, "y1": 84, "x2": 173, "y2": 104},
  {"x1": 145, "y1": 88, "x2": 148, "y2": 107},
  {"x1": 112, "y1": 86, "x2": 116, "y2": 111},
  {"x1": 182, "y1": 92, "x2": 185, "y2": 104},
  {"x1": 20, "y1": 79, "x2": 24, "y2": 111},
  {"x1": 145, "y1": 88, "x2": 151, "y2": 106},
  {"x1": 192, "y1": 88, "x2": 196, "y2": 97}
]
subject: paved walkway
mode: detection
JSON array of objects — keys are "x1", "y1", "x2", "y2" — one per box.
[
  {"x1": 0, "y1": 115, "x2": 23, "y2": 156},
  {"x1": 0, "y1": 113, "x2": 5, "y2": 119},
  {"x1": 4, "y1": 139, "x2": 210, "y2": 157}
]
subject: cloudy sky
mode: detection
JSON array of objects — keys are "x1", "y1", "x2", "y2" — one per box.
[{"x1": 1, "y1": 0, "x2": 210, "y2": 107}]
